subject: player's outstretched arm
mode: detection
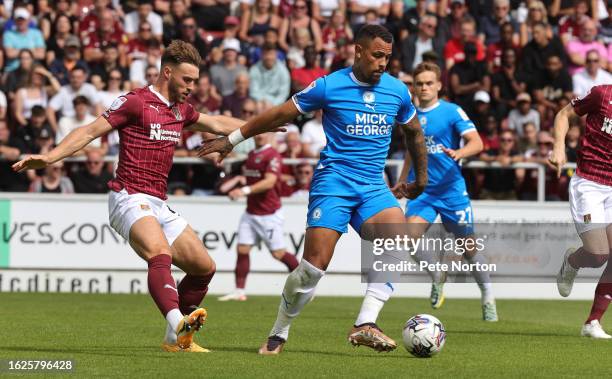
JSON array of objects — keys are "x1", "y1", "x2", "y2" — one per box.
[
  {"x1": 197, "y1": 99, "x2": 300, "y2": 163},
  {"x1": 12, "y1": 116, "x2": 113, "y2": 173},
  {"x1": 399, "y1": 117, "x2": 428, "y2": 199},
  {"x1": 442, "y1": 131, "x2": 484, "y2": 161},
  {"x1": 188, "y1": 113, "x2": 245, "y2": 136},
  {"x1": 229, "y1": 173, "x2": 277, "y2": 200},
  {"x1": 549, "y1": 103, "x2": 574, "y2": 178}
]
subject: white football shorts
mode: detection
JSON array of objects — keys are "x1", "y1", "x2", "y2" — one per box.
[
  {"x1": 569, "y1": 174, "x2": 612, "y2": 235},
  {"x1": 237, "y1": 209, "x2": 286, "y2": 251}
]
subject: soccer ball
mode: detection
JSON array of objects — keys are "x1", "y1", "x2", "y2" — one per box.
[{"x1": 402, "y1": 314, "x2": 446, "y2": 357}]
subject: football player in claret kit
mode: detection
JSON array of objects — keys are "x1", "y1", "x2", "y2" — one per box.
[
  {"x1": 396, "y1": 62, "x2": 498, "y2": 321},
  {"x1": 218, "y1": 132, "x2": 299, "y2": 302},
  {"x1": 199, "y1": 24, "x2": 428, "y2": 355},
  {"x1": 13, "y1": 40, "x2": 248, "y2": 352},
  {"x1": 551, "y1": 84, "x2": 612, "y2": 339}
]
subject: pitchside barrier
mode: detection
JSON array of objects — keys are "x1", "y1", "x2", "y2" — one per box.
[{"x1": 0, "y1": 191, "x2": 603, "y2": 300}]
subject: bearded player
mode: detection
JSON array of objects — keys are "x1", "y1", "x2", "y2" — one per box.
[
  {"x1": 199, "y1": 24, "x2": 428, "y2": 354},
  {"x1": 395, "y1": 62, "x2": 497, "y2": 321},
  {"x1": 218, "y1": 132, "x2": 299, "y2": 301},
  {"x1": 13, "y1": 41, "x2": 247, "y2": 352},
  {"x1": 551, "y1": 84, "x2": 612, "y2": 339}
]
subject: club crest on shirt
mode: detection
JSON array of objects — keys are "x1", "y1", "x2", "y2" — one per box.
[
  {"x1": 583, "y1": 214, "x2": 591, "y2": 224},
  {"x1": 171, "y1": 106, "x2": 182, "y2": 121},
  {"x1": 140, "y1": 204, "x2": 151, "y2": 211},
  {"x1": 109, "y1": 96, "x2": 127, "y2": 111},
  {"x1": 363, "y1": 91, "x2": 375, "y2": 103}
]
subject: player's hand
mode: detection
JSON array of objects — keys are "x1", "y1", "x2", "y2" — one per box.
[
  {"x1": 441, "y1": 147, "x2": 463, "y2": 161},
  {"x1": 548, "y1": 147, "x2": 567, "y2": 178},
  {"x1": 228, "y1": 188, "x2": 245, "y2": 200},
  {"x1": 197, "y1": 136, "x2": 234, "y2": 163},
  {"x1": 12, "y1": 154, "x2": 50, "y2": 173},
  {"x1": 394, "y1": 182, "x2": 425, "y2": 200},
  {"x1": 391, "y1": 182, "x2": 407, "y2": 199}
]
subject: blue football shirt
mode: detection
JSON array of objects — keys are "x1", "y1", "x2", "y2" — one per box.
[
  {"x1": 292, "y1": 67, "x2": 416, "y2": 181},
  {"x1": 408, "y1": 100, "x2": 476, "y2": 198}
]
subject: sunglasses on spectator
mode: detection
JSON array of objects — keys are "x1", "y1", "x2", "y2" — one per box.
[
  {"x1": 500, "y1": 138, "x2": 514, "y2": 142},
  {"x1": 242, "y1": 109, "x2": 255, "y2": 114},
  {"x1": 529, "y1": 7, "x2": 542, "y2": 11},
  {"x1": 109, "y1": 76, "x2": 122, "y2": 80},
  {"x1": 87, "y1": 160, "x2": 102, "y2": 165},
  {"x1": 422, "y1": 23, "x2": 436, "y2": 29},
  {"x1": 537, "y1": 141, "x2": 552, "y2": 145},
  {"x1": 297, "y1": 170, "x2": 312, "y2": 175},
  {"x1": 140, "y1": 27, "x2": 152, "y2": 32},
  {"x1": 294, "y1": 4, "x2": 307, "y2": 9},
  {"x1": 586, "y1": 58, "x2": 599, "y2": 63},
  {"x1": 182, "y1": 24, "x2": 196, "y2": 29}
]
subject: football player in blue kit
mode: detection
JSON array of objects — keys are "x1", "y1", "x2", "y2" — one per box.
[
  {"x1": 198, "y1": 25, "x2": 429, "y2": 354},
  {"x1": 396, "y1": 62, "x2": 498, "y2": 321}
]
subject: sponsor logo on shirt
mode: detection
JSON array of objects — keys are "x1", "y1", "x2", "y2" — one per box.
[
  {"x1": 424, "y1": 135, "x2": 445, "y2": 154},
  {"x1": 149, "y1": 123, "x2": 181, "y2": 143},
  {"x1": 602, "y1": 117, "x2": 612, "y2": 135},
  {"x1": 346, "y1": 113, "x2": 392, "y2": 136}
]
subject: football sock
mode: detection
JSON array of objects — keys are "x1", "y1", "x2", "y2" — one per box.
[
  {"x1": 355, "y1": 282, "x2": 394, "y2": 326},
  {"x1": 465, "y1": 254, "x2": 494, "y2": 304},
  {"x1": 280, "y1": 252, "x2": 299, "y2": 271},
  {"x1": 178, "y1": 272, "x2": 215, "y2": 315},
  {"x1": 269, "y1": 259, "x2": 324, "y2": 340},
  {"x1": 165, "y1": 309, "x2": 183, "y2": 344},
  {"x1": 586, "y1": 259, "x2": 612, "y2": 323},
  {"x1": 236, "y1": 253, "x2": 250, "y2": 289},
  {"x1": 412, "y1": 249, "x2": 443, "y2": 282},
  {"x1": 568, "y1": 248, "x2": 608, "y2": 270},
  {"x1": 147, "y1": 254, "x2": 180, "y2": 316}
]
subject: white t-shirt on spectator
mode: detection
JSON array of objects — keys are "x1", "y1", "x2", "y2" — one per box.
[
  {"x1": 130, "y1": 58, "x2": 161, "y2": 87},
  {"x1": 301, "y1": 119, "x2": 326, "y2": 155},
  {"x1": 48, "y1": 84, "x2": 99, "y2": 118},
  {"x1": 98, "y1": 90, "x2": 127, "y2": 154},
  {"x1": 314, "y1": 0, "x2": 340, "y2": 18},
  {"x1": 56, "y1": 113, "x2": 99, "y2": 146},
  {"x1": 572, "y1": 69, "x2": 612, "y2": 98},
  {"x1": 350, "y1": 0, "x2": 390, "y2": 25},
  {"x1": 124, "y1": 11, "x2": 163, "y2": 36},
  {"x1": 507, "y1": 108, "x2": 540, "y2": 136}
]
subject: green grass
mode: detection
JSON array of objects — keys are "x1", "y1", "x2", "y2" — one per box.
[{"x1": 0, "y1": 293, "x2": 610, "y2": 378}]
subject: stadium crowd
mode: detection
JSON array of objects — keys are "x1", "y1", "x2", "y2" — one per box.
[{"x1": 0, "y1": 0, "x2": 610, "y2": 200}]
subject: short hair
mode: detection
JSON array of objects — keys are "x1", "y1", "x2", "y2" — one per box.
[
  {"x1": 161, "y1": 40, "x2": 202, "y2": 68},
  {"x1": 73, "y1": 95, "x2": 91, "y2": 107},
  {"x1": 413, "y1": 62, "x2": 442, "y2": 81},
  {"x1": 31, "y1": 105, "x2": 46, "y2": 118},
  {"x1": 355, "y1": 24, "x2": 393, "y2": 45},
  {"x1": 262, "y1": 42, "x2": 277, "y2": 53}
]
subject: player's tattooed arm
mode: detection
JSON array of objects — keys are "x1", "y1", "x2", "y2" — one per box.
[
  {"x1": 549, "y1": 103, "x2": 576, "y2": 177},
  {"x1": 399, "y1": 116, "x2": 428, "y2": 199},
  {"x1": 12, "y1": 116, "x2": 113, "y2": 173}
]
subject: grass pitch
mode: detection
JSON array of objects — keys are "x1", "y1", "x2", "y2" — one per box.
[{"x1": 0, "y1": 293, "x2": 610, "y2": 378}]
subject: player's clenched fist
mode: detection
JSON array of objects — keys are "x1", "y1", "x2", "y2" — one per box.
[
  {"x1": 198, "y1": 136, "x2": 234, "y2": 163},
  {"x1": 12, "y1": 154, "x2": 50, "y2": 173},
  {"x1": 391, "y1": 182, "x2": 425, "y2": 200},
  {"x1": 548, "y1": 148, "x2": 566, "y2": 178}
]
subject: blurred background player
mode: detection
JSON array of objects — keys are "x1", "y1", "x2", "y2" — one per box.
[
  {"x1": 198, "y1": 24, "x2": 427, "y2": 355},
  {"x1": 219, "y1": 132, "x2": 299, "y2": 301},
  {"x1": 551, "y1": 84, "x2": 612, "y2": 339},
  {"x1": 12, "y1": 40, "x2": 247, "y2": 352},
  {"x1": 396, "y1": 62, "x2": 497, "y2": 322}
]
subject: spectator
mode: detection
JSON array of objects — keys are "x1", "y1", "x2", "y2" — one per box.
[
  {"x1": 486, "y1": 22, "x2": 520, "y2": 74},
  {"x1": 47, "y1": 67, "x2": 99, "y2": 132},
  {"x1": 221, "y1": 72, "x2": 251, "y2": 118},
  {"x1": 508, "y1": 93, "x2": 540, "y2": 136},
  {"x1": 572, "y1": 50, "x2": 612, "y2": 98},
  {"x1": 144, "y1": 65, "x2": 160, "y2": 86},
  {"x1": 291, "y1": 45, "x2": 328, "y2": 92},
  {"x1": 79, "y1": 0, "x2": 123, "y2": 40},
  {"x1": 286, "y1": 27, "x2": 313, "y2": 69},
  {"x1": 249, "y1": 27, "x2": 287, "y2": 65},
  {"x1": 399, "y1": 0, "x2": 429, "y2": 38},
  {"x1": 56, "y1": 96, "x2": 103, "y2": 153},
  {"x1": 0, "y1": 120, "x2": 29, "y2": 192},
  {"x1": 90, "y1": 43, "x2": 129, "y2": 90},
  {"x1": 38, "y1": 0, "x2": 72, "y2": 42},
  {"x1": 187, "y1": 73, "x2": 222, "y2": 114},
  {"x1": 444, "y1": 16, "x2": 486, "y2": 69},
  {"x1": 176, "y1": 16, "x2": 208, "y2": 61},
  {"x1": 471, "y1": 90, "x2": 495, "y2": 131},
  {"x1": 518, "y1": 121, "x2": 538, "y2": 153},
  {"x1": 479, "y1": 115, "x2": 500, "y2": 151},
  {"x1": 239, "y1": 0, "x2": 281, "y2": 45},
  {"x1": 313, "y1": 0, "x2": 346, "y2": 24},
  {"x1": 49, "y1": 35, "x2": 90, "y2": 86},
  {"x1": 230, "y1": 98, "x2": 257, "y2": 157},
  {"x1": 279, "y1": 1, "x2": 323, "y2": 53},
  {"x1": 558, "y1": 0, "x2": 590, "y2": 44},
  {"x1": 565, "y1": 18, "x2": 608, "y2": 74},
  {"x1": 521, "y1": 131, "x2": 563, "y2": 201},
  {"x1": 438, "y1": 0, "x2": 468, "y2": 43},
  {"x1": 330, "y1": 41, "x2": 356, "y2": 72},
  {"x1": 349, "y1": 0, "x2": 390, "y2": 29},
  {"x1": 478, "y1": 0, "x2": 519, "y2": 46},
  {"x1": 162, "y1": 0, "x2": 191, "y2": 45},
  {"x1": 96, "y1": 69, "x2": 127, "y2": 155},
  {"x1": 533, "y1": 54, "x2": 573, "y2": 115},
  {"x1": 519, "y1": 1, "x2": 552, "y2": 47},
  {"x1": 45, "y1": 13, "x2": 74, "y2": 65},
  {"x1": 449, "y1": 42, "x2": 491, "y2": 116},
  {"x1": 29, "y1": 161, "x2": 75, "y2": 194},
  {"x1": 191, "y1": 0, "x2": 231, "y2": 32},
  {"x1": 5, "y1": 49, "x2": 35, "y2": 101},
  {"x1": 492, "y1": 48, "x2": 527, "y2": 118},
  {"x1": 249, "y1": 43, "x2": 291, "y2": 107},
  {"x1": 601, "y1": 1, "x2": 612, "y2": 45},
  {"x1": 401, "y1": 14, "x2": 445, "y2": 72},
  {"x1": 565, "y1": 124, "x2": 581, "y2": 163},
  {"x1": 210, "y1": 38, "x2": 248, "y2": 96},
  {"x1": 127, "y1": 20, "x2": 157, "y2": 63},
  {"x1": 479, "y1": 130, "x2": 523, "y2": 200},
  {"x1": 301, "y1": 109, "x2": 326, "y2": 157},
  {"x1": 3, "y1": 7, "x2": 46, "y2": 71},
  {"x1": 70, "y1": 149, "x2": 113, "y2": 193},
  {"x1": 321, "y1": 9, "x2": 354, "y2": 69},
  {"x1": 13, "y1": 106, "x2": 53, "y2": 154},
  {"x1": 521, "y1": 22, "x2": 567, "y2": 86},
  {"x1": 124, "y1": 0, "x2": 163, "y2": 40},
  {"x1": 14, "y1": 65, "x2": 60, "y2": 127},
  {"x1": 130, "y1": 39, "x2": 163, "y2": 87},
  {"x1": 288, "y1": 162, "x2": 314, "y2": 197},
  {"x1": 82, "y1": 9, "x2": 128, "y2": 65}
]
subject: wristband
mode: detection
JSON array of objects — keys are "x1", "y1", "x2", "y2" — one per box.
[
  {"x1": 241, "y1": 186, "x2": 251, "y2": 195},
  {"x1": 228, "y1": 129, "x2": 245, "y2": 146}
]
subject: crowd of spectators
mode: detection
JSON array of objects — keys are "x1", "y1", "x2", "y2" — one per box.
[{"x1": 0, "y1": 0, "x2": 610, "y2": 200}]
